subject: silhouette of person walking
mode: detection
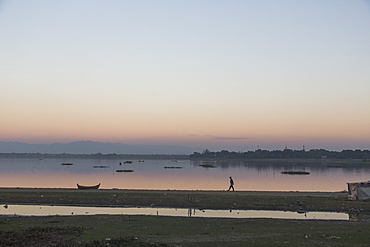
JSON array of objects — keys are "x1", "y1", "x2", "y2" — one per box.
[{"x1": 227, "y1": 176, "x2": 235, "y2": 191}]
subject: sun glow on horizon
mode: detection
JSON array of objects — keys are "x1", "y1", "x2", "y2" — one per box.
[{"x1": 1, "y1": 1, "x2": 369, "y2": 151}]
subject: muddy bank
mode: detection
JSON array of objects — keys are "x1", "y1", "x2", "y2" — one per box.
[
  {"x1": 0, "y1": 188, "x2": 367, "y2": 213},
  {"x1": 1, "y1": 188, "x2": 370, "y2": 246},
  {"x1": 1, "y1": 214, "x2": 370, "y2": 246}
]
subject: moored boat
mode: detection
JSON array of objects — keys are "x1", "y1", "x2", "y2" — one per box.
[
  {"x1": 93, "y1": 165, "x2": 110, "y2": 168},
  {"x1": 77, "y1": 183, "x2": 100, "y2": 190},
  {"x1": 116, "y1": 169, "x2": 134, "y2": 172},
  {"x1": 199, "y1": 164, "x2": 217, "y2": 168},
  {"x1": 61, "y1": 163, "x2": 73, "y2": 166},
  {"x1": 281, "y1": 171, "x2": 310, "y2": 175}
]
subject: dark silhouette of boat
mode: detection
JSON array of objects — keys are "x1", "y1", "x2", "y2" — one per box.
[
  {"x1": 61, "y1": 163, "x2": 73, "y2": 166},
  {"x1": 199, "y1": 164, "x2": 217, "y2": 168},
  {"x1": 281, "y1": 171, "x2": 310, "y2": 175},
  {"x1": 93, "y1": 165, "x2": 110, "y2": 168},
  {"x1": 116, "y1": 169, "x2": 134, "y2": 172},
  {"x1": 77, "y1": 183, "x2": 100, "y2": 190}
]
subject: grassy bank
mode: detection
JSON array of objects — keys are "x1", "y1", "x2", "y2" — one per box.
[
  {"x1": 1, "y1": 188, "x2": 370, "y2": 246},
  {"x1": 0, "y1": 188, "x2": 368, "y2": 212},
  {"x1": 1, "y1": 215, "x2": 370, "y2": 246}
]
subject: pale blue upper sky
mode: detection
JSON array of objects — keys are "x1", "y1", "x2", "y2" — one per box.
[{"x1": 1, "y1": 1, "x2": 370, "y2": 151}]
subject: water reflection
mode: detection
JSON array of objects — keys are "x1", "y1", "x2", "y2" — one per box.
[
  {"x1": 0, "y1": 204, "x2": 351, "y2": 221},
  {"x1": 1, "y1": 158, "x2": 370, "y2": 191}
]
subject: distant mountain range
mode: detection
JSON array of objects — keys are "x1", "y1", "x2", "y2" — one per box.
[{"x1": 0, "y1": 141, "x2": 203, "y2": 155}]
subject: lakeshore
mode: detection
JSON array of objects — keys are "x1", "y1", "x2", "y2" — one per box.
[
  {"x1": 0, "y1": 188, "x2": 364, "y2": 212},
  {"x1": 0, "y1": 188, "x2": 370, "y2": 246}
]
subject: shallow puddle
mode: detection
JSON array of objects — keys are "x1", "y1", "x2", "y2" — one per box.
[{"x1": 0, "y1": 204, "x2": 356, "y2": 221}]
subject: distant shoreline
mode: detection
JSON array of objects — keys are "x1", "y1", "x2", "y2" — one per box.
[
  {"x1": 0, "y1": 153, "x2": 189, "y2": 160},
  {"x1": 1, "y1": 148, "x2": 370, "y2": 161},
  {"x1": 1, "y1": 153, "x2": 369, "y2": 163}
]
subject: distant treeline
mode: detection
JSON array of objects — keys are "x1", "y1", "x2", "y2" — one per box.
[
  {"x1": 0, "y1": 153, "x2": 188, "y2": 160},
  {"x1": 2, "y1": 149, "x2": 370, "y2": 160},
  {"x1": 190, "y1": 149, "x2": 370, "y2": 160}
]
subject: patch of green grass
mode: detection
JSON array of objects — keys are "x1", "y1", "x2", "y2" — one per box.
[
  {"x1": 0, "y1": 226, "x2": 84, "y2": 246},
  {"x1": 1, "y1": 188, "x2": 365, "y2": 213},
  {"x1": 0, "y1": 218, "x2": 169, "y2": 246},
  {"x1": 1, "y1": 188, "x2": 370, "y2": 246},
  {"x1": 0, "y1": 215, "x2": 370, "y2": 246}
]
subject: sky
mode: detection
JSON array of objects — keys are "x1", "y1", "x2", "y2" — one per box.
[{"x1": 0, "y1": 0, "x2": 369, "y2": 152}]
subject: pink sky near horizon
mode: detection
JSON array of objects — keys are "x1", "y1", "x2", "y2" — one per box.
[{"x1": 1, "y1": 1, "x2": 369, "y2": 151}]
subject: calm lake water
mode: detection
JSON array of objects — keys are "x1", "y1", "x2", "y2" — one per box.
[{"x1": 0, "y1": 158, "x2": 369, "y2": 192}]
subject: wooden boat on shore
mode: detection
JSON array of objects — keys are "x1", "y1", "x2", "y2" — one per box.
[
  {"x1": 77, "y1": 183, "x2": 100, "y2": 190},
  {"x1": 281, "y1": 171, "x2": 310, "y2": 175}
]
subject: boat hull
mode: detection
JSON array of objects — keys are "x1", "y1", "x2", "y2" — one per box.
[
  {"x1": 281, "y1": 171, "x2": 310, "y2": 175},
  {"x1": 77, "y1": 183, "x2": 100, "y2": 190}
]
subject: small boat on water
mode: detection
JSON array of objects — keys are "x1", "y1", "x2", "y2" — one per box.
[
  {"x1": 199, "y1": 164, "x2": 217, "y2": 168},
  {"x1": 61, "y1": 163, "x2": 73, "y2": 166},
  {"x1": 281, "y1": 171, "x2": 310, "y2": 175},
  {"x1": 77, "y1": 183, "x2": 100, "y2": 190},
  {"x1": 93, "y1": 165, "x2": 110, "y2": 168},
  {"x1": 164, "y1": 166, "x2": 183, "y2": 169},
  {"x1": 116, "y1": 169, "x2": 134, "y2": 173},
  {"x1": 326, "y1": 165, "x2": 344, "y2": 168}
]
